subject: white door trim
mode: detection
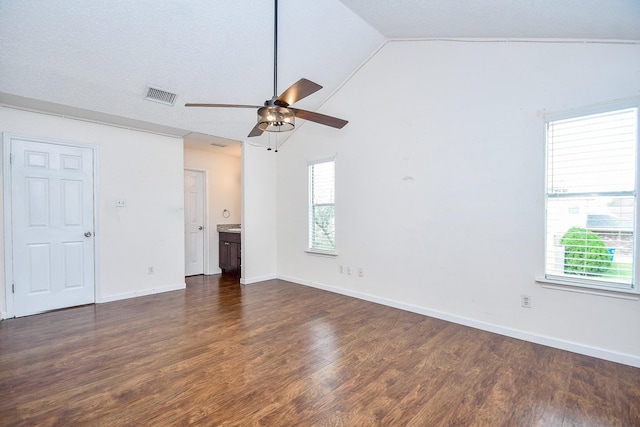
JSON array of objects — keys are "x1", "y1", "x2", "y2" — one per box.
[
  {"x1": 184, "y1": 168, "x2": 209, "y2": 275},
  {"x1": 2, "y1": 133, "x2": 100, "y2": 318}
]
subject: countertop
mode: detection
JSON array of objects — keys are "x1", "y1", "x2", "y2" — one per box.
[{"x1": 217, "y1": 224, "x2": 241, "y2": 234}]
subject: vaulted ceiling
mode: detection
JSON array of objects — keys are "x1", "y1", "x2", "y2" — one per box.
[
  {"x1": 341, "y1": 0, "x2": 640, "y2": 39},
  {"x1": 1, "y1": 1, "x2": 638, "y2": 155}
]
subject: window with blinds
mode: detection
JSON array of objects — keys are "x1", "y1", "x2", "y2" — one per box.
[
  {"x1": 545, "y1": 105, "x2": 638, "y2": 291},
  {"x1": 309, "y1": 159, "x2": 335, "y2": 252}
]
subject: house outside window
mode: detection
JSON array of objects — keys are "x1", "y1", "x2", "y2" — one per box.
[
  {"x1": 544, "y1": 103, "x2": 638, "y2": 292},
  {"x1": 309, "y1": 159, "x2": 335, "y2": 252}
]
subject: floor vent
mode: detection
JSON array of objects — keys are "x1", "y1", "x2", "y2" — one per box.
[{"x1": 145, "y1": 86, "x2": 178, "y2": 106}]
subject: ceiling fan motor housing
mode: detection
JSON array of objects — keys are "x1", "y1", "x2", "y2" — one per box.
[{"x1": 257, "y1": 106, "x2": 295, "y2": 132}]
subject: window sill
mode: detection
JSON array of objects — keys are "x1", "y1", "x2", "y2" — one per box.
[
  {"x1": 305, "y1": 249, "x2": 338, "y2": 257},
  {"x1": 536, "y1": 277, "x2": 639, "y2": 300}
]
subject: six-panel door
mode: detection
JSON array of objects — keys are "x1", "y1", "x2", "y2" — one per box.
[{"x1": 10, "y1": 138, "x2": 95, "y2": 316}]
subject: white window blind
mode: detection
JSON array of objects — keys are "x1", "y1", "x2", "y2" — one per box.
[
  {"x1": 545, "y1": 106, "x2": 637, "y2": 290},
  {"x1": 309, "y1": 160, "x2": 335, "y2": 252}
]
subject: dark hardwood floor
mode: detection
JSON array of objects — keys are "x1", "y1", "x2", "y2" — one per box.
[{"x1": 1, "y1": 275, "x2": 639, "y2": 426}]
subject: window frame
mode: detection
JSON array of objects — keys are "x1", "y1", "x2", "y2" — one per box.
[
  {"x1": 307, "y1": 157, "x2": 337, "y2": 256},
  {"x1": 542, "y1": 99, "x2": 639, "y2": 294}
]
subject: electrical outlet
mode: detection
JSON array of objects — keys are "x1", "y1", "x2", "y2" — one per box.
[
  {"x1": 358, "y1": 268, "x2": 364, "y2": 277},
  {"x1": 148, "y1": 266, "x2": 155, "y2": 274},
  {"x1": 116, "y1": 199, "x2": 126, "y2": 207},
  {"x1": 521, "y1": 295, "x2": 531, "y2": 308},
  {"x1": 339, "y1": 265, "x2": 344, "y2": 274},
  {"x1": 346, "y1": 266, "x2": 352, "y2": 275}
]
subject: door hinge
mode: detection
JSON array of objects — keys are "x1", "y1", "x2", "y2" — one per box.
[
  {"x1": 12, "y1": 283, "x2": 15, "y2": 294},
  {"x1": 9, "y1": 153, "x2": 14, "y2": 164}
]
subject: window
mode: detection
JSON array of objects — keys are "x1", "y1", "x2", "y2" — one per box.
[
  {"x1": 545, "y1": 104, "x2": 638, "y2": 291},
  {"x1": 309, "y1": 159, "x2": 335, "y2": 252}
]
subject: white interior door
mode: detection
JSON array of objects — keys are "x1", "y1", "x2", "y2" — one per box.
[
  {"x1": 184, "y1": 169, "x2": 205, "y2": 276},
  {"x1": 10, "y1": 137, "x2": 95, "y2": 317}
]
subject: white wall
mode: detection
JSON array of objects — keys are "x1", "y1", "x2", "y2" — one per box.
[
  {"x1": 241, "y1": 143, "x2": 277, "y2": 284},
  {"x1": 184, "y1": 148, "x2": 241, "y2": 274},
  {"x1": 0, "y1": 107, "x2": 185, "y2": 315},
  {"x1": 276, "y1": 40, "x2": 640, "y2": 366}
]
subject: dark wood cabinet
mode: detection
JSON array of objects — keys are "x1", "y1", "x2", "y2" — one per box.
[{"x1": 219, "y1": 232, "x2": 241, "y2": 272}]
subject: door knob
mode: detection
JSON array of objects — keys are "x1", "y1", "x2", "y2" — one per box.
[
  {"x1": 198, "y1": 226, "x2": 203, "y2": 230},
  {"x1": 84, "y1": 231, "x2": 92, "y2": 237}
]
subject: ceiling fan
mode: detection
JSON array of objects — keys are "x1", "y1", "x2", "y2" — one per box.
[{"x1": 185, "y1": 0, "x2": 348, "y2": 138}]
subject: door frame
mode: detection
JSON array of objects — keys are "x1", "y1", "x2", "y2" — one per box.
[
  {"x1": 184, "y1": 168, "x2": 209, "y2": 275},
  {"x1": 2, "y1": 133, "x2": 100, "y2": 318}
]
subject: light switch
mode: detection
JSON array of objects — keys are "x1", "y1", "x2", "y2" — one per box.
[{"x1": 116, "y1": 199, "x2": 126, "y2": 207}]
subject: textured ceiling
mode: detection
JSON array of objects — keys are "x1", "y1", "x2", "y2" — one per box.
[
  {"x1": 1, "y1": 0, "x2": 638, "y2": 154},
  {"x1": 0, "y1": 0, "x2": 384, "y2": 153},
  {"x1": 340, "y1": 0, "x2": 640, "y2": 40}
]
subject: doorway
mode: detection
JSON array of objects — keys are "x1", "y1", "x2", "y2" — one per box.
[
  {"x1": 184, "y1": 169, "x2": 207, "y2": 276},
  {"x1": 4, "y1": 134, "x2": 96, "y2": 317}
]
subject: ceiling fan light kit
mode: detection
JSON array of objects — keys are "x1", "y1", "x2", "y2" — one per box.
[
  {"x1": 185, "y1": 0, "x2": 347, "y2": 142},
  {"x1": 257, "y1": 105, "x2": 295, "y2": 132}
]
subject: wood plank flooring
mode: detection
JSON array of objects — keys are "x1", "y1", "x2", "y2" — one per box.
[{"x1": 1, "y1": 275, "x2": 639, "y2": 426}]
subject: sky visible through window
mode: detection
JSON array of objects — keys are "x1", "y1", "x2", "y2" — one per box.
[{"x1": 547, "y1": 109, "x2": 636, "y2": 194}]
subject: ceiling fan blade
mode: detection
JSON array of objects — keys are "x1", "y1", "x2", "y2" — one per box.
[
  {"x1": 185, "y1": 103, "x2": 262, "y2": 109},
  {"x1": 275, "y1": 78, "x2": 322, "y2": 107},
  {"x1": 290, "y1": 108, "x2": 348, "y2": 129},
  {"x1": 248, "y1": 123, "x2": 264, "y2": 138}
]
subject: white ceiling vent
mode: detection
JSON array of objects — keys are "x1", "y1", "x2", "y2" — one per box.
[{"x1": 145, "y1": 86, "x2": 177, "y2": 106}]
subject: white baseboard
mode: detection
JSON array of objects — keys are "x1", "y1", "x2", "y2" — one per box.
[
  {"x1": 278, "y1": 274, "x2": 640, "y2": 368},
  {"x1": 240, "y1": 274, "x2": 277, "y2": 285},
  {"x1": 97, "y1": 282, "x2": 186, "y2": 303},
  {"x1": 0, "y1": 311, "x2": 7, "y2": 320}
]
